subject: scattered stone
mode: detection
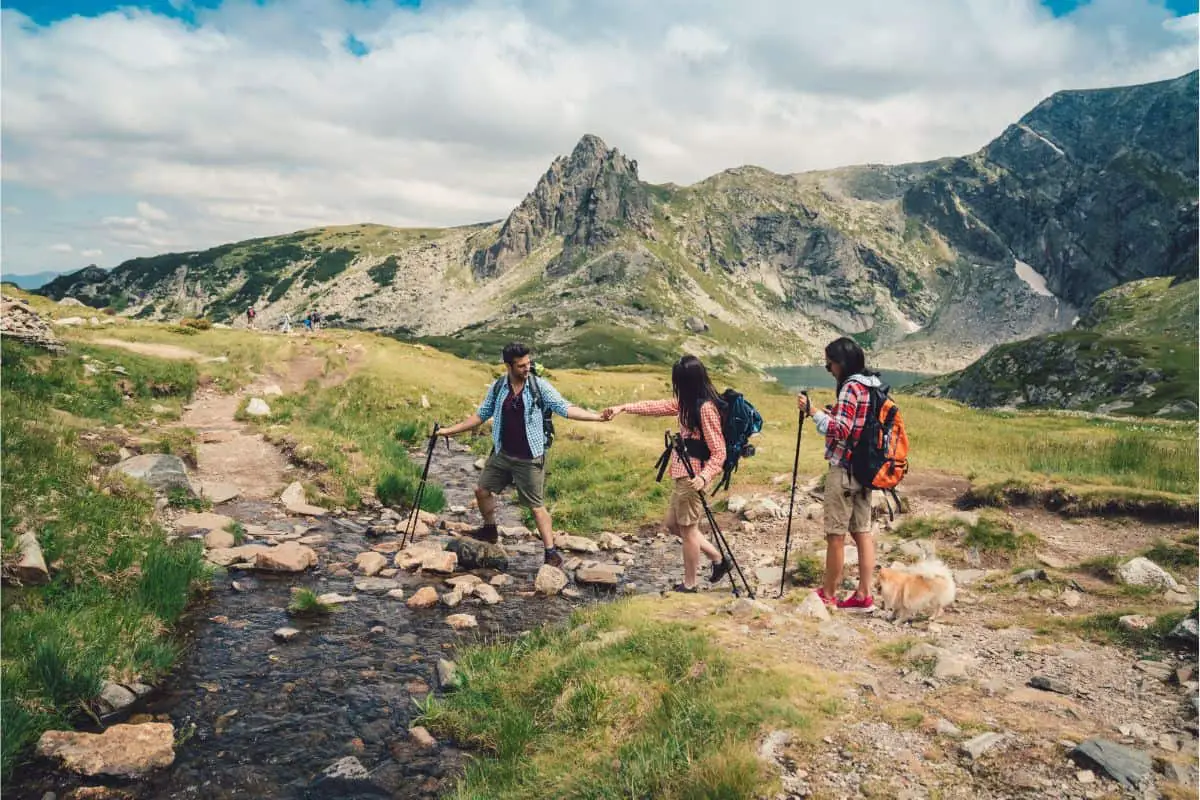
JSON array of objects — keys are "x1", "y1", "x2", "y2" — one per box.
[
  {"x1": 203, "y1": 530, "x2": 235, "y2": 549},
  {"x1": 575, "y1": 563, "x2": 624, "y2": 587},
  {"x1": 1071, "y1": 738, "x2": 1152, "y2": 790},
  {"x1": 445, "y1": 537, "x2": 508, "y2": 570},
  {"x1": 936, "y1": 718, "x2": 962, "y2": 738},
  {"x1": 960, "y1": 732, "x2": 1007, "y2": 760},
  {"x1": 279, "y1": 481, "x2": 327, "y2": 516},
  {"x1": 1013, "y1": 568, "x2": 1047, "y2": 585},
  {"x1": 204, "y1": 544, "x2": 269, "y2": 568},
  {"x1": 723, "y1": 598, "x2": 776, "y2": 620},
  {"x1": 897, "y1": 540, "x2": 936, "y2": 560},
  {"x1": 298, "y1": 534, "x2": 327, "y2": 546},
  {"x1": 563, "y1": 556, "x2": 583, "y2": 571},
  {"x1": 354, "y1": 551, "x2": 389, "y2": 576},
  {"x1": 793, "y1": 592, "x2": 832, "y2": 621},
  {"x1": 316, "y1": 593, "x2": 357, "y2": 605},
  {"x1": 1135, "y1": 660, "x2": 1174, "y2": 682},
  {"x1": 933, "y1": 651, "x2": 972, "y2": 680},
  {"x1": 726, "y1": 495, "x2": 748, "y2": 514},
  {"x1": 385, "y1": 588, "x2": 405, "y2": 601},
  {"x1": 490, "y1": 574, "x2": 512, "y2": 587},
  {"x1": 261, "y1": 384, "x2": 283, "y2": 397},
  {"x1": 273, "y1": 627, "x2": 300, "y2": 642},
  {"x1": 436, "y1": 659, "x2": 460, "y2": 692},
  {"x1": 254, "y1": 542, "x2": 318, "y2": 572},
  {"x1": 174, "y1": 512, "x2": 235, "y2": 536},
  {"x1": 1168, "y1": 616, "x2": 1198, "y2": 645},
  {"x1": 473, "y1": 457, "x2": 486, "y2": 471},
  {"x1": 408, "y1": 726, "x2": 437, "y2": 749},
  {"x1": 743, "y1": 497, "x2": 783, "y2": 521},
  {"x1": 555, "y1": 534, "x2": 599, "y2": 553},
  {"x1": 472, "y1": 584, "x2": 502, "y2": 605},
  {"x1": 1076, "y1": 770, "x2": 1095, "y2": 784},
  {"x1": 1061, "y1": 588, "x2": 1083, "y2": 608},
  {"x1": 331, "y1": 518, "x2": 367, "y2": 535},
  {"x1": 244, "y1": 398, "x2": 271, "y2": 417},
  {"x1": 596, "y1": 532, "x2": 626, "y2": 550},
  {"x1": 445, "y1": 574, "x2": 483, "y2": 589},
  {"x1": 321, "y1": 756, "x2": 368, "y2": 780},
  {"x1": 1119, "y1": 614, "x2": 1156, "y2": 632},
  {"x1": 36, "y1": 723, "x2": 175, "y2": 777},
  {"x1": 441, "y1": 589, "x2": 463, "y2": 608},
  {"x1": 534, "y1": 565, "x2": 568, "y2": 595},
  {"x1": 110, "y1": 454, "x2": 192, "y2": 494},
  {"x1": 406, "y1": 586, "x2": 439, "y2": 609},
  {"x1": 1116, "y1": 557, "x2": 1180, "y2": 592},
  {"x1": 445, "y1": 613, "x2": 477, "y2": 630},
  {"x1": 354, "y1": 577, "x2": 402, "y2": 595},
  {"x1": 8, "y1": 532, "x2": 50, "y2": 585},
  {"x1": 1029, "y1": 675, "x2": 1071, "y2": 695},
  {"x1": 0, "y1": 295, "x2": 65, "y2": 351},
  {"x1": 562, "y1": 587, "x2": 583, "y2": 599},
  {"x1": 419, "y1": 550, "x2": 458, "y2": 575},
  {"x1": 98, "y1": 682, "x2": 137, "y2": 714}
]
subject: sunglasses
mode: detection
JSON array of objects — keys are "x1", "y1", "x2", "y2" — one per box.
[{"x1": 824, "y1": 360, "x2": 834, "y2": 372}]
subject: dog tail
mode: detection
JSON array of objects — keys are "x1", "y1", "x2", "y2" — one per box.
[{"x1": 907, "y1": 558, "x2": 953, "y2": 582}]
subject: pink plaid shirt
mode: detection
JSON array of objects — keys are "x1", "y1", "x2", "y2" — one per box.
[
  {"x1": 816, "y1": 380, "x2": 871, "y2": 468},
  {"x1": 619, "y1": 398, "x2": 726, "y2": 485}
]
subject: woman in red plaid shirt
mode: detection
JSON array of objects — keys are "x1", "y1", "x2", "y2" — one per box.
[
  {"x1": 796, "y1": 337, "x2": 883, "y2": 612},
  {"x1": 603, "y1": 355, "x2": 733, "y2": 592}
]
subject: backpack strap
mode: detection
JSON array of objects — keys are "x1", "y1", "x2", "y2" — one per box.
[{"x1": 654, "y1": 431, "x2": 673, "y2": 483}]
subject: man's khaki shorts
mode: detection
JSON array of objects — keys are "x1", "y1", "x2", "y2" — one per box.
[
  {"x1": 478, "y1": 450, "x2": 545, "y2": 509},
  {"x1": 824, "y1": 465, "x2": 873, "y2": 537},
  {"x1": 668, "y1": 477, "x2": 703, "y2": 528}
]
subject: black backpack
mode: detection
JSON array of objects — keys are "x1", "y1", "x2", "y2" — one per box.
[{"x1": 662, "y1": 388, "x2": 764, "y2": 494}]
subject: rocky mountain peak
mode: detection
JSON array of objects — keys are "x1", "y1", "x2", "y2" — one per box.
[{"x1": 473, "y1": 134, "x2": 650, "y2": 278}]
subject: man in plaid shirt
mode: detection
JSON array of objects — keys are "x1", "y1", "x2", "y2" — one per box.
[{"x1": 439, "y1": 342, "x2": 608, "y2": 567}]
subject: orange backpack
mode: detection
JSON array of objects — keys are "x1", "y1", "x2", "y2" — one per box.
[{"x1": 849, "y1": 382, "x2": 909, "y2": 495}]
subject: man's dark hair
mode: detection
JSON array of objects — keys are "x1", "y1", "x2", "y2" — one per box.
[{"x1": 502, "y1": 342, "x2": 530, "y2": 365}]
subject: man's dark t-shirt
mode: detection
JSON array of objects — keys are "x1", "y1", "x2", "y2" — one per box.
[{"x1": 500, "y1": 385, "x2": 534, "y2": 460}]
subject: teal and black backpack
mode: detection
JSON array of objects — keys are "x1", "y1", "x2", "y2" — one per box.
[{"x1": 666, "y1": 388, "x2": 764, "y2": 494}]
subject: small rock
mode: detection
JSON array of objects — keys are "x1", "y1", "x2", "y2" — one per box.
[
  {"x1": 445, "y1": 574, "x2": 483, "y2": 589},
  {"x1": 1076, "y1": 770, "x2": 1095, "y2": 784},
  {"x1": 793, "y1": 592, "x2": 832, "y2": 621},
  {"x1": 933, "y1": 651, "x2": 972, "y2": 680},
  {"x1": 473, "y1": 458, "x2": 486, "y2": 470},
  {"x1": 445, "y1": 613, "x2": 477, "y2": 630},
  {"x1": 385, "y1": 589, "x2": 405, "y2": 601},
  {"x1": 1061, "y1": 589, "x2": 1083, "y2": 609},
  {"x1": 1135, "y1": 660, "x2": 1173, "y2": 682},
  {"x1": 244, "y1": 398, "x2": 271, "y2": 417},
  {"x1": 354, "y1": 577, "x2": 402, "y2": 595},
  {"x1": 576, "y1": 564, "x2": 624, "y2": 587},
  {"x1": 175, "y1": 512, "x2": 236, "y2": 536},
  {"x1": 254, "y1": 542, "x2": 318, "y2": 573},
  {"x1": 723, "y1": 598, "x2": 776, "y2": 620},
  {"x1": 936, "y1": 718, "x2": 961, "y2": 738},
  {"x1": 445, "y1": 537, "x2": 507, "y2": 570},
  {"x1": 555, "y1": 534, "x2": 599, "y2": 553},
  {"x1": 489, "y1": 574, "x2": 513, "y2": 587},
  {"x1": 534, "y1": 565, "x2": 568, "y2": 595},
  {"x1": 203, "y1": 530, "x2": 235, "y2": 549},
  {"x1": 596, "y1": 532, "x2": 626, "y2": 550},
  {"x1": 960, "y1": 732, "x2": 1007, "y2": 760},
  {"x1": 1071, "y1": 738, "x2": 1152, "y2": 790},
  {"x1": 354, "y1": 551, "x2": 389, "y2": 576},
  {"x1": 441, "y1": 589, "x2": 463, "y2": 608},
  {"x1": 436, "y1": 659, "x2": 460, "y2": 692},
  {"x1": 97, "y1": 682, "x2": 137, "y2": 714},
  {"x1": 1029, "y1": 675, "x2": 1071, "y2": 695},
  {"x1": 110, "y1": 454, "x2": 192, "y2": 494},
  {"x1": 279, "y1": 481, "x2": 327, "y2": 517},
  {"x1": 726, "y1": 495, "x2": 748, "y2": 514},
  {"x1": 406, "y1": 586, "x2": 439, "y2": 609},
  {"x1": 316, "y1": 593, "x2": 357, "y2": 605},
  {"x1": 419, "y1": 550, "x2": 458, "y2": 575},
  {"x1": 408, "y1": 726, "x2": 437, "y2": 749},
  {"x1": 953, "y1": 569, "x2": 989, "y2": 587},
  {"x1": 273, "y1": 627, "x2": 300, "y2": 642},
  {"x1": 321, "y1": 756, "x2": 368, "y2": 780},
  {"x1": 9, "y1": 532, "x2": 50, "y2": 585},
  {"x1": 473, "y1": 584, "x2": 502, "y2": 605},
  {"x1": 1013, "y1": 569, "x2": 1047, "y2": 585},
  {"x1": 755, "y1": 566, "x2": 784, "y2": 586},
  {"x1": 1119, "y1": 614, "x2": 1156, "y2": 632},
  {"x1": 1168, "y1": 616, "x2": 1198, "y2": 645}
]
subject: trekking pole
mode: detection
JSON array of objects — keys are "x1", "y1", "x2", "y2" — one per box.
[
  {"x1": 779, "y1": 393, "x2": 808, "y2": 598},
  {"x1": 401, "y1": 422, "x2": 443, "y2": 549},
  {"x1": 670, "y1": 434, "x2": 755, "y2": 598}
]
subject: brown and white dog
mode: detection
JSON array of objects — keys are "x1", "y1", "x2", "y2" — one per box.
[{"x1": 876, "y1": 559, "x2": 957, "y2": 623}]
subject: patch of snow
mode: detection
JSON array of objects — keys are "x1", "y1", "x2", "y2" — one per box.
[
  {"x1": 1017, "y1": 124, "x2": 1066, "y2": 157},
  {"x1": 1014, "y1": 260, "x2": 1055, "y2": 298}
]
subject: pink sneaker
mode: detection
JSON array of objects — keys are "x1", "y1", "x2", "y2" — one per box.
[
  {"x1": 815, "y1": 588, "x2": 836, "y2": 607},
  {"x1": 836, "y1": 594, "x2": 875, "y2": 613}
]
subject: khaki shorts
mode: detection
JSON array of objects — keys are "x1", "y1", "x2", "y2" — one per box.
[
  {"x1": 478, "y1": 450, "x2": 545, "y2": 509},
  {"x1": 824, "y1": 465, "x2": 873, "y2": 537},
  {"x1": 667, "y1": 477, "x2": 703, "y2": 528}
]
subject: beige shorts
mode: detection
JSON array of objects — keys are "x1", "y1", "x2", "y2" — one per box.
[
  {"x1": 824, "y1": 465, "x2": 873, "y2": 537},
  {"x1": 478, "y1": 450, "x2": 545, "y2": 509},
  {"x1": 667, "y1": 477, "x2": 703, "y2": 528}
]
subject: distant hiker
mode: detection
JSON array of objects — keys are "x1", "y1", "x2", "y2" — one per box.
[
  {"x1": 303, "y1": 314, "x2": 313, "y2": 333},
  {"x1": 247, "y1": 306, "x2": 256, "y2": 329},
  {"x1": 602, "y1": 355, "x2": 732, "y2": 592},
  {"x1": 438, "y1": 342, "x2": 609, "y2": 568},
  {"x1": 311, "y1": 310, "x2": 322, "y2": 330},
  {"x1": 280, "y1": 313, "x2": 292, "y2": 334},
  {"x1": 795, "y1": 337, "x2": 880, "y2": 612}
]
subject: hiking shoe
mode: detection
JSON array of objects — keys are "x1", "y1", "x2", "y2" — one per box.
[
  {"x1": 467, "y1": 524, "x2": 498, "y2": 544},
  {"x1": 815, "y1": 588, "x2": 837, "y2": 607},
  {"x1": 671, "y1": 582, "x2": 698, "y2": 593},
  {"x1": 836, "y1": 594, "x2": 875, "y2": 613},
  {"x1": 709, "y1": 558, "x2": 732, "y2": 584},
  {"x1": 543, "y1": 547, "x2": 564, "y2": 568}
]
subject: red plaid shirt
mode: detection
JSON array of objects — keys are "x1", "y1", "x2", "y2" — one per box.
[
  {"x1": 817, "y1": 380, "x2": 871, "y2": 469},
  {"x1": 619, "y1": 398, "x2": 726, "y2": 485}
]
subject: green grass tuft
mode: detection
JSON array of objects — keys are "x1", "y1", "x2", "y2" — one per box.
[{"x1": 287, "y1": 589, "x2": 336, "y2": 616}]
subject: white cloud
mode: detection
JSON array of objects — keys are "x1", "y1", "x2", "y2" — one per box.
[
  {"x1": 81, "y1": 248, "x2": 103, "y2": 257},
  {"x1": 0, "y1": 0, "x2": 1195, "y2": 274},
  {"x1": 49, "y1": 242, "x2": 73, "y2": 252}
]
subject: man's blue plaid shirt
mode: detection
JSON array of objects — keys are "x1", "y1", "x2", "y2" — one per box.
[{"x1": 477, "y1": 377, "x2": 570, "y2": 459}]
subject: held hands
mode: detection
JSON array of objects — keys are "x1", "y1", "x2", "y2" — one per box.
[{"x1": 600, "y1": 406, "x2": 623, "y2": 422}]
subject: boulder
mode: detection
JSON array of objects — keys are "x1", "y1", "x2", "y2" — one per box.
[
  {"x1": 441, "y1": 589, "x2": 464, "y2": 608},
  {"x1": 1116, "y1": 557, "x2": 1180, "y2": 591},
  {"x1": 1071, "y1": 738, "x2": 1152, "y2": 790},
  {"x1": 726, "y1": 495, "x2": 749, "y2": 514},
  {"x1": 353, "y1": 551, "x2": 389, "y2": 576},
  {"x1": 534, "y1": 565, "x2": 568, "y2": 595},
  {"x1": 279, "y1": 481, "x2": 327, "y2": 517},
  {"x1": 97, "y1": 682, "x2": 137, "y2": 714},
  {"x1": 793, "y1": 592, "x2": 831, "y2": 621},
  {"x1": 394, "y1": 542, "x2": 444, "y2": 570},
  {"x1": 684, "y1": 316, "x2": 709, "y2": 333},
  {"x1": 472, "y1": 583, "x2": 503, "y2": 605},
  {"x1": 1118, "y1": 614, "x2": 1156, "y2": 632},
  {"x1": 111, "y1": 454, "x2": 192, "y2": 494},
  {"x1": 555, "y1": 534, "x2": 599, "y2": 553},
  {"x1": 575, "y1": 563, "x2": 624, "y2": 587},
  {"x1": 204, "y1": 544, "x2": 269, "y2": 567},
  {"x1": 174, "y1": 512, "x2": 235, "y2": 536},
  {"x1": 197, "y1": 481, "x2": 241, "y2": 504},
  {"x1": 743, "y1": 498, "x2": 783, "y2": 521},
  {"x1": 254, "y1": 542, "x2": 317, "y2": 572},
  {"x1": 445, "y1": 574, "x2": 483, "y2": 589},
  {"x1": 406, "y1": 586, "x2": 439, "y2": 608},
  {"x1": 445, "y1": 613, "x2": 477, "y2": 630},
  {"x1": 596, "y1": 532, "x2": 626, "y2": 550},
  {"x1": 203, "y1": 530, "x2": 235, "y2": 549},
  {"x1": 36, "y1": 723, "x2": 175, "y2": 777},
  {"x1": 419, "y1": 550, "x2": 458, "y2": 575},
  {"x1": 1168, "y1": 615, "x2": 1198, "y2": 645},
  {"x1": 445, "y1": 537, "x2": 508, "y2": 570}
]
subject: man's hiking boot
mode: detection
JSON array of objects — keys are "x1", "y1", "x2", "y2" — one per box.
[
  {"x1": 708, "y1": 558, "x2": 732, "y2": 584},
  {"x1": 671, "y1": 582, "x2": 698, "y2": 593},
  {"x1": 836, "y1": 593, "x2": 875, "y2": 613},
  {"x1": 467, "y1": 524, "x2": 499, "y2": 544},
  {"x1": 543, "y1": 547, "x2": 564, "y2": 568}
]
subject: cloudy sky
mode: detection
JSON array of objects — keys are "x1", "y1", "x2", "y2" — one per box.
[{"x1": 2, "y1": 0, "x2": 1196, "y2": 276}]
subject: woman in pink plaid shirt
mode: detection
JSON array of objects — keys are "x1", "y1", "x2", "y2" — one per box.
[{"x1": 603, "y1": 355, "x2": 733, "y2": 592}]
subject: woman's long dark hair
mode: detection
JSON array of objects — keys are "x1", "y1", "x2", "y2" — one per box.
[
  {"x1": 672, "y1": 355, "x2": 721, "y2": 431},
  {"x1": 825, "y1": 337, "x2": 876, "y2": 394}
]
